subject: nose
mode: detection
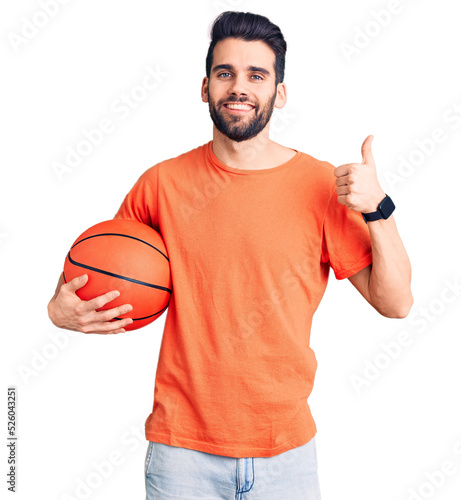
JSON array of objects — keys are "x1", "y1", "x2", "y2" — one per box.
[{"x1": 227, "y1": 73, "x2": 249, "y2": 98}]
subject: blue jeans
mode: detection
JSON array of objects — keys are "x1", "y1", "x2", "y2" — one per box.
[{"x1": 145, "y1": 437, "x2": 321, "y2": 499}]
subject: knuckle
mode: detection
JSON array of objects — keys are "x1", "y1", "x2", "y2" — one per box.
[
  {"x1": 102, "y1": 308, "x2": 116, "y2": 320},
  {"x1": 75, "y1": 304, "x2": 86, "y2": 316},
  {"x1": 105, "y1": 322, "x2": 119, "y2": 332},
  {"x1": 77, "y1": 317, "x2": 88, "y2": 328},
  {"x1": 104, "y1": 311, "x2": 116, "y2": 322},
  {"x1": 92, "y1": 298, "x2": 104, "y2": 310},
  {"x1": 91, "y1": 294, "x2": 104, "y2": 306},
  {"x1": 96, "y1": 310, "x2": 108, "y2": 321},
  {"x1": 117, "y1": 306, "x2": 128, "y2": 316},
  {"x1": 106, "y1": 291, "x2": 118, "y2": 300}
]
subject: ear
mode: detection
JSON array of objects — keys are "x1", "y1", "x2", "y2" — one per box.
[
  {"x1": 274, "y1": 82, "x2": 287, "y2": 109},
  {"x1": 201, "y1": 77, "x2": 209, "y2": 103}
]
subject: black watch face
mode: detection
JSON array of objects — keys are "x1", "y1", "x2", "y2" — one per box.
[{"x1": 379, "y1": 195, "x2": 395, "y2": 218}]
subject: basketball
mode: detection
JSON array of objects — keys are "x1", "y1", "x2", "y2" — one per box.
[{"x1": 63, "y1": 219, "x2": 172, "y2": 331}]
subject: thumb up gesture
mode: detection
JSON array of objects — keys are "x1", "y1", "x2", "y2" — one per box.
[{"x1": 334, "y1": 135, "x2": 386, "y2": 213}]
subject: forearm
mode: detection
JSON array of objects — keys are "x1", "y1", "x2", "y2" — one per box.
[{"x1": 367, "y1": 214, "x2": 413, "y2": 317}]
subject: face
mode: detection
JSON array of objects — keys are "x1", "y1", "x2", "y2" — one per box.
[{"x1": 202, "y1": 38, "x2": 286, "y2": 143}]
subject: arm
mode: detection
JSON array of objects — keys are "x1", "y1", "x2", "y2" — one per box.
[
  {"x1": 335, "y1": 135, "x2": 413, "y2": 318},
  {"x1": 348, "y1": 214, "x2": 413, "y2": 318},
  {"x1": 49, "y1": 164, "x2": 159, "y2": 333},
  {"x1": 47, "y1": 273, "x2": 134, "y2": 334}
]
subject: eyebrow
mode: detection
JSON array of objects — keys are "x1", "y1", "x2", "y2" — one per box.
[{"x1": 211, "y1": 64, "x2": 271, "y2": 76}]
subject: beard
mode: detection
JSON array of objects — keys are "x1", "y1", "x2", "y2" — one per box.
[{"x1": 207, "y1": 88, "x2": 277, "y2": 143}]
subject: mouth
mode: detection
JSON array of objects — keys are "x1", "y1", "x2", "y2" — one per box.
[{"x1": 222, "y1": 102, "x2": 255, "y2": 114}]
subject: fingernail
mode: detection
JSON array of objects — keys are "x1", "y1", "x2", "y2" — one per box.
[{"x1": 125, "y1": 305, "x2": 133, "y2": 313}]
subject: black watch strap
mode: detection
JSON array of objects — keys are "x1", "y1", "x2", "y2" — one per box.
[
  {"x1": 362, "y1": 210, "x2": 383, "y2": 223},
  {"x1": 362, "y1": 194, "x2": 395, "y2": 223}
]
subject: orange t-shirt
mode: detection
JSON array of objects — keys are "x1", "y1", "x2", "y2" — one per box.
[{"x1": 114, "y1": 140, "x2": 372, "y2": 458}]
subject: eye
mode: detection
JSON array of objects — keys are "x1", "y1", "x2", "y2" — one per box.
[
  {"x1": 252, "y1": 75, "x2": 263, "y2": 80},
  {"x1": 218, "y1": 72, "x2": 231, "y2": 78}
]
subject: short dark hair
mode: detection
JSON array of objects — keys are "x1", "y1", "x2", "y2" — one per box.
[{"x1": 205, "y1": 11, "x2": 287, "y2": 87}]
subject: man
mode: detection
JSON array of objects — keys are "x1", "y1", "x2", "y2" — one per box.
[{"x1": 48, "y1": 11, "x2": 413, "y2": 500}]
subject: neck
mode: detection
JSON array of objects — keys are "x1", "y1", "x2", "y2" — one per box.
[{"x1": 211, "y1": 126, "x2": 275, "y2": 170}]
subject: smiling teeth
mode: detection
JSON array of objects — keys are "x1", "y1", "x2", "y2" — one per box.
[{"x1": 226, "y1": 104, "x2": 253, "y2": 110}]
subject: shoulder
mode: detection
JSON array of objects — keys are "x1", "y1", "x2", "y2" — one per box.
[
  {"x1": 139, "y1": 142, "x2": 209, "y2": 180},
  {"x1": 161, "y1": 142, "x2": 208, "y2": 167},
  {"x1": 296, "y1": 149, "x2": 336, "y2": 191},
  {"x1": 297, "y1": 149, "x2": 335, "y2": 172}
]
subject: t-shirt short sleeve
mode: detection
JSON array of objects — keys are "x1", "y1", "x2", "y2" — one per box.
[
  {"x1": 113, "y1": 164, "x2": 160, "y2": 232},
  {"x1": 321, "y1": 183, "x2": 373, "y2": 280}
]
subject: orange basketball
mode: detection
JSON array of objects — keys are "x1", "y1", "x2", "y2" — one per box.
[{"x1": 63, "y1": 219, "x2": 171, "y2": 331}]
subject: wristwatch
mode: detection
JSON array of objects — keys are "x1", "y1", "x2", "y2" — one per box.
[{"x1": 361, "y1": 194, "x2": 395, "y2": 223}]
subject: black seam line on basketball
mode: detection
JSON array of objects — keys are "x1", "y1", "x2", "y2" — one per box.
[
  {"x1": 67, "y1": 252, "x2": 172, "y2": 294},
  {"x1": 113, "y1": 304, "x2": 169, "y2": 322},
  {"x1": 71, "y1": 233, "x2": 169, "y2": 262}
]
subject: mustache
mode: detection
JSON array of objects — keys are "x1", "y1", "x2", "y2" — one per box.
[{"x1": 220, "y1": 98, "x2": 256, "y2": 106}]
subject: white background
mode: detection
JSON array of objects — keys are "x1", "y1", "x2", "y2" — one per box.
[{"x1": 1, "y1": 0, "x2": 461, "y2": 499}]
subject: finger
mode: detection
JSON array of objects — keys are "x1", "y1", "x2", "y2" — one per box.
[
  {"x1": 336, "y1": 194, "x2": 347, "y2": 206},
  {"x1": 361, "y1": 135, "x2": 374, "y2": 165},
  {"x1": 82, "y1": 317, "x2": 133, "y2": 334},
  {"x1": 334, "y1": 163, "x2": 357, "y2": 178},
  {"x1": 65, "y1": 274, "x2": 88, "y2": 292},
  {"x1": 336, "y1": 185, "x2": 350, "y2": 196},
  {"x1": 335, "y1": 175, "x2": 349, "y2": 187},
  {"x1": 83, "y1": 327, "x2": 125, "y2": 335},
  {"x1": 96, "y1": 317, "x2": 133, "y2": 332},
  {"x1": 92, "y1": 304, "x2": 133, "y2": 322},
  {"x1": 85, "y1": 290, "x2": 122, "y2": 310},
  {"x1": 108, "y1": 329, "x2": 126, "y2": 335}
]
